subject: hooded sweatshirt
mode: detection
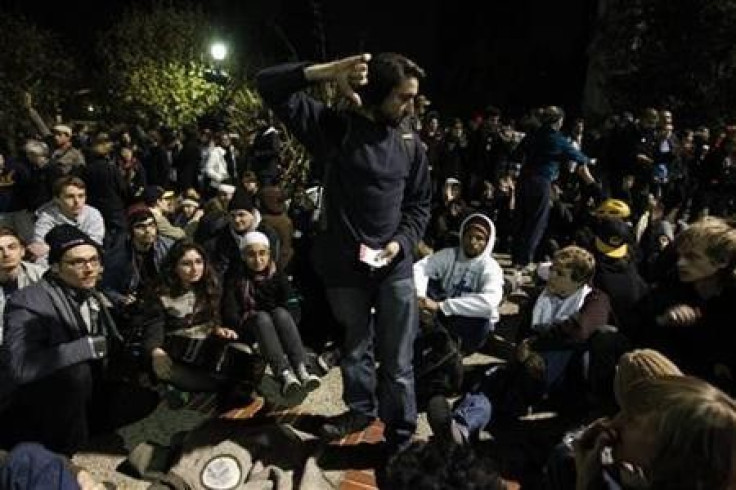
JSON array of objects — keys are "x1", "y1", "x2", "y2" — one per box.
[{"x1": 414, "y1": 213, "x2": 504, "y2": 323}]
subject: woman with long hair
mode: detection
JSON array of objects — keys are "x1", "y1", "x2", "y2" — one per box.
[{"x1": 141, "y1": 240, "x2": 256, "y2": 394}]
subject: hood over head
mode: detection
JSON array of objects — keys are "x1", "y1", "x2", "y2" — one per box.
[{"x1": 458, "y1": 212, "x2": 496, "y2": 259}]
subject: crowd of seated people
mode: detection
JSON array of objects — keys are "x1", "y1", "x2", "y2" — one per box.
[{"x1": 0, "y1": 96, "x2": 736, "y2": 489}]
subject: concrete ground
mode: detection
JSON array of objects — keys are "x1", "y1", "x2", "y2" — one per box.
[
  {"x1": 73, "y1": 253, "x2": 529, "y2": 488},
  {"x1": 73, "y1": 353, "x2": 508, "y2": 488}
]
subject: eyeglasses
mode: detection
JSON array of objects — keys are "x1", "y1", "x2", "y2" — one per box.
[{"x1": 62, "y1": 256, "x2": 101, "y2": 269}]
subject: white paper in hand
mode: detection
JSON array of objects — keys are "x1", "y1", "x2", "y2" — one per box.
[{"x1": 359, "y1": 244, "x2": 388, "y2": 268}]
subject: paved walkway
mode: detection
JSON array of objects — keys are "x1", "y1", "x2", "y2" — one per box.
[{"x1": 74, "y1": 253, "x2": 532, "y2": 488}]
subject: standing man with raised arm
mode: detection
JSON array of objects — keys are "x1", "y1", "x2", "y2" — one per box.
[{"x1": 257, "y1": 53, "x2": 431, "y2": 453}]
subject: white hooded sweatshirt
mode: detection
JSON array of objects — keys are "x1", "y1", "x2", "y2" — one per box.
[{"x1": 414, "y1": 213, "x2": 504, "y2": 324}]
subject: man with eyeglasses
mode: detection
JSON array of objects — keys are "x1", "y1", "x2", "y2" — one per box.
[
  {"x1": 0, "y1": 225, "x2": 143, "y2": 455},
  {"x1": 103, "y1": 208, "x2": 173, "y2": 308},
  {"x1": 102, "y1": 209, "x2": 173, "y2": 351}
]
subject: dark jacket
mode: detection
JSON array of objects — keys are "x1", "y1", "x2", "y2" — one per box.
[
  {"x1": 221, "y1": 263, "x2": 293, "y2": 331},
  {"x1": 21, "y1": 159, "x2": 55, "y2": 212},
  {"x1": 204, "y1": 220, "x2": 281, "y2": 278},
  {"x1": 142, "y1": 145, "x2": 171, "y2": 188},
  {"x1": 0, "y1": 277, "x2": 117, "y2": 393},
  {"x1": 592, "y1": 254, "x2": 649, "y2": 336},
  {"x1": 252, "y1": 127, "x2": 282, "y2": 183},
  {"x1": 102, "y1": 236, "x2": 174, "y2": 306},
  {"x1": 140, "y1": 290, "x2": 218, "y2": 356},
  {"x1": 174, "y1": 138, "x2": 201, "y2": 192},
  {"x1": 257, "y1": 62, "x2": 432, "y2": 287},
  {"x1": 0, "y1": 158, "x2": 31, "y2": 213},
  {"x1": 521, "y1": 287, "x2": 615, "y2": 350},
  {"x1": 83, "y1": 156, "x2": 129, "y2": 230},
  {"x1": 633, "y1": 278, "x2": 736, "y2": 391}
]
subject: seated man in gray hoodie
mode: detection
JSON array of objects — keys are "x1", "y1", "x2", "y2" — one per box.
[
  {"x1": 414, "y1": 213, "x2": 505, "y2": 354},
  {"x1": 27, "y1": 176, "x2": 105, "y2": 264}
]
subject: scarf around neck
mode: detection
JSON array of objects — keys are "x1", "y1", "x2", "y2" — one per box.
[
  {"x1": 239, "y1": 261, "x2": 277, "y2": 325},
  {"x1": 532, "y1": 284, "x2": 592, "y2": 332}
]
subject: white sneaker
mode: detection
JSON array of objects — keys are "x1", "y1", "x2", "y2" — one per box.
[
  {"x1": 281, "y1": 370, "x2": 302, "y2": 397},
  {"x1": 296, "y1": 364, "x2": 321, "y2": 392}
]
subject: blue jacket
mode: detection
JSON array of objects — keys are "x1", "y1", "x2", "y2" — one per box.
[
  {"x1": 257, "y1": 63, "x2": 432, "y2": 286},
  {"x1": 517, "y1": 126, "x2": 590, "y2": 181},
  {"x1": 0, "y1": 443, "x2": 79, "y2": 490}
]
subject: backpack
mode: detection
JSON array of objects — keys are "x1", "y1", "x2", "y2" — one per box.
[{"x1": 413, "y1": 324, "x2": 464, "y2": 408}]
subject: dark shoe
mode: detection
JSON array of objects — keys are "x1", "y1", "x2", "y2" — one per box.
[
  {"x1": 281, "y1": 370, "x2": 303, "y2": 397},
  {"x1": 317, "y1": 347, "x2": 341, "y2": 374},
  {"x1": 427, "y1": 395, "x2": 467, "y2": 445},
  {"x1": 296, "y1": 363, "x2": 321, "y2": 392},
  {"x1": 319, "y1": 411, "x2": 374, "y2": 441},
  {"x1": 484, "y1": 333, "x2": 517, "y2": 361},
  {"x1": 216, "y1": 382, "x2": 257, "y2": 412}
]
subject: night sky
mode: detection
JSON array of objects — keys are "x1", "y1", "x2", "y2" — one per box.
[{"x1": 5, "y1": 0, "x2": 595, "y2": 119}]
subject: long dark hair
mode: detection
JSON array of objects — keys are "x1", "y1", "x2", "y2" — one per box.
[{"x1": 157, "y1": 240, "x2": 221, "y2": 323}]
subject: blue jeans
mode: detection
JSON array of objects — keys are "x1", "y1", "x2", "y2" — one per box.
[
  {"x1": 440, "y1": 315, "x2": 492, "y2": 355},
  {"x1": 453, "y1": 392, "x2": 492, "y2": 436},
  {"x1": 512, "y1": 174, "x2": 551, "y2": 266},
  {"x1": 541, "y1": 350, "x2": 575, "y2": 391},
  {"x1": 326, "y1": 277, "x2": 419, "y2": 446}
]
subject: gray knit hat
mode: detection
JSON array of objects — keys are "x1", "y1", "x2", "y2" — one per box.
[{"x1": 614, "y1": 349, "x2": 682, "y2": 407}]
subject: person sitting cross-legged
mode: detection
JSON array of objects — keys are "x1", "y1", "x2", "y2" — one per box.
[
  {"x1": 139, "y1": 240, "x2": 264, "y2": 405},
  {"x1": 414, "y1": 212, "x2": 504, "y2": 355},
  {"x1": 428, "y1": 246, "x2": 621, "y2": 445},
  {"x1": 0, "y1": 225, "x2": 156, "y2": 455}
]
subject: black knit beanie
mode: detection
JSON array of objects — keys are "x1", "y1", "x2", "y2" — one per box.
[
  {"x1": 227, "y1": 188, "x2": 254, "y2": 212},
  {"x1": 45, "y1": 225, "x2": 101, "y2": 265}
]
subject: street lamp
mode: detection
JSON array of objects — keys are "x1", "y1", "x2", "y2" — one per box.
[
  {"x1": 210, "y1": 42, "x2": 227, "y2": 62},
  {"x1": 204, "y1": 41, "x2": 231, "y2": 130},
  {"x1": 205, "y1": 41, "x2": 229, "y2": 86}
]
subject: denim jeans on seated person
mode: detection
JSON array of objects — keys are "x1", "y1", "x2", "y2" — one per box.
[
  {"x1": 439, "y1": 315, "x2": 492, "y2": 355},
  {"x1": 452, "y1": 392, "x2": 493, "y2": 437}
]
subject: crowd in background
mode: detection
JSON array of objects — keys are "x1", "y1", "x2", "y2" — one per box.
[{"x1": 0, "y1": 82, "x2": 736, "y2": 489}]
